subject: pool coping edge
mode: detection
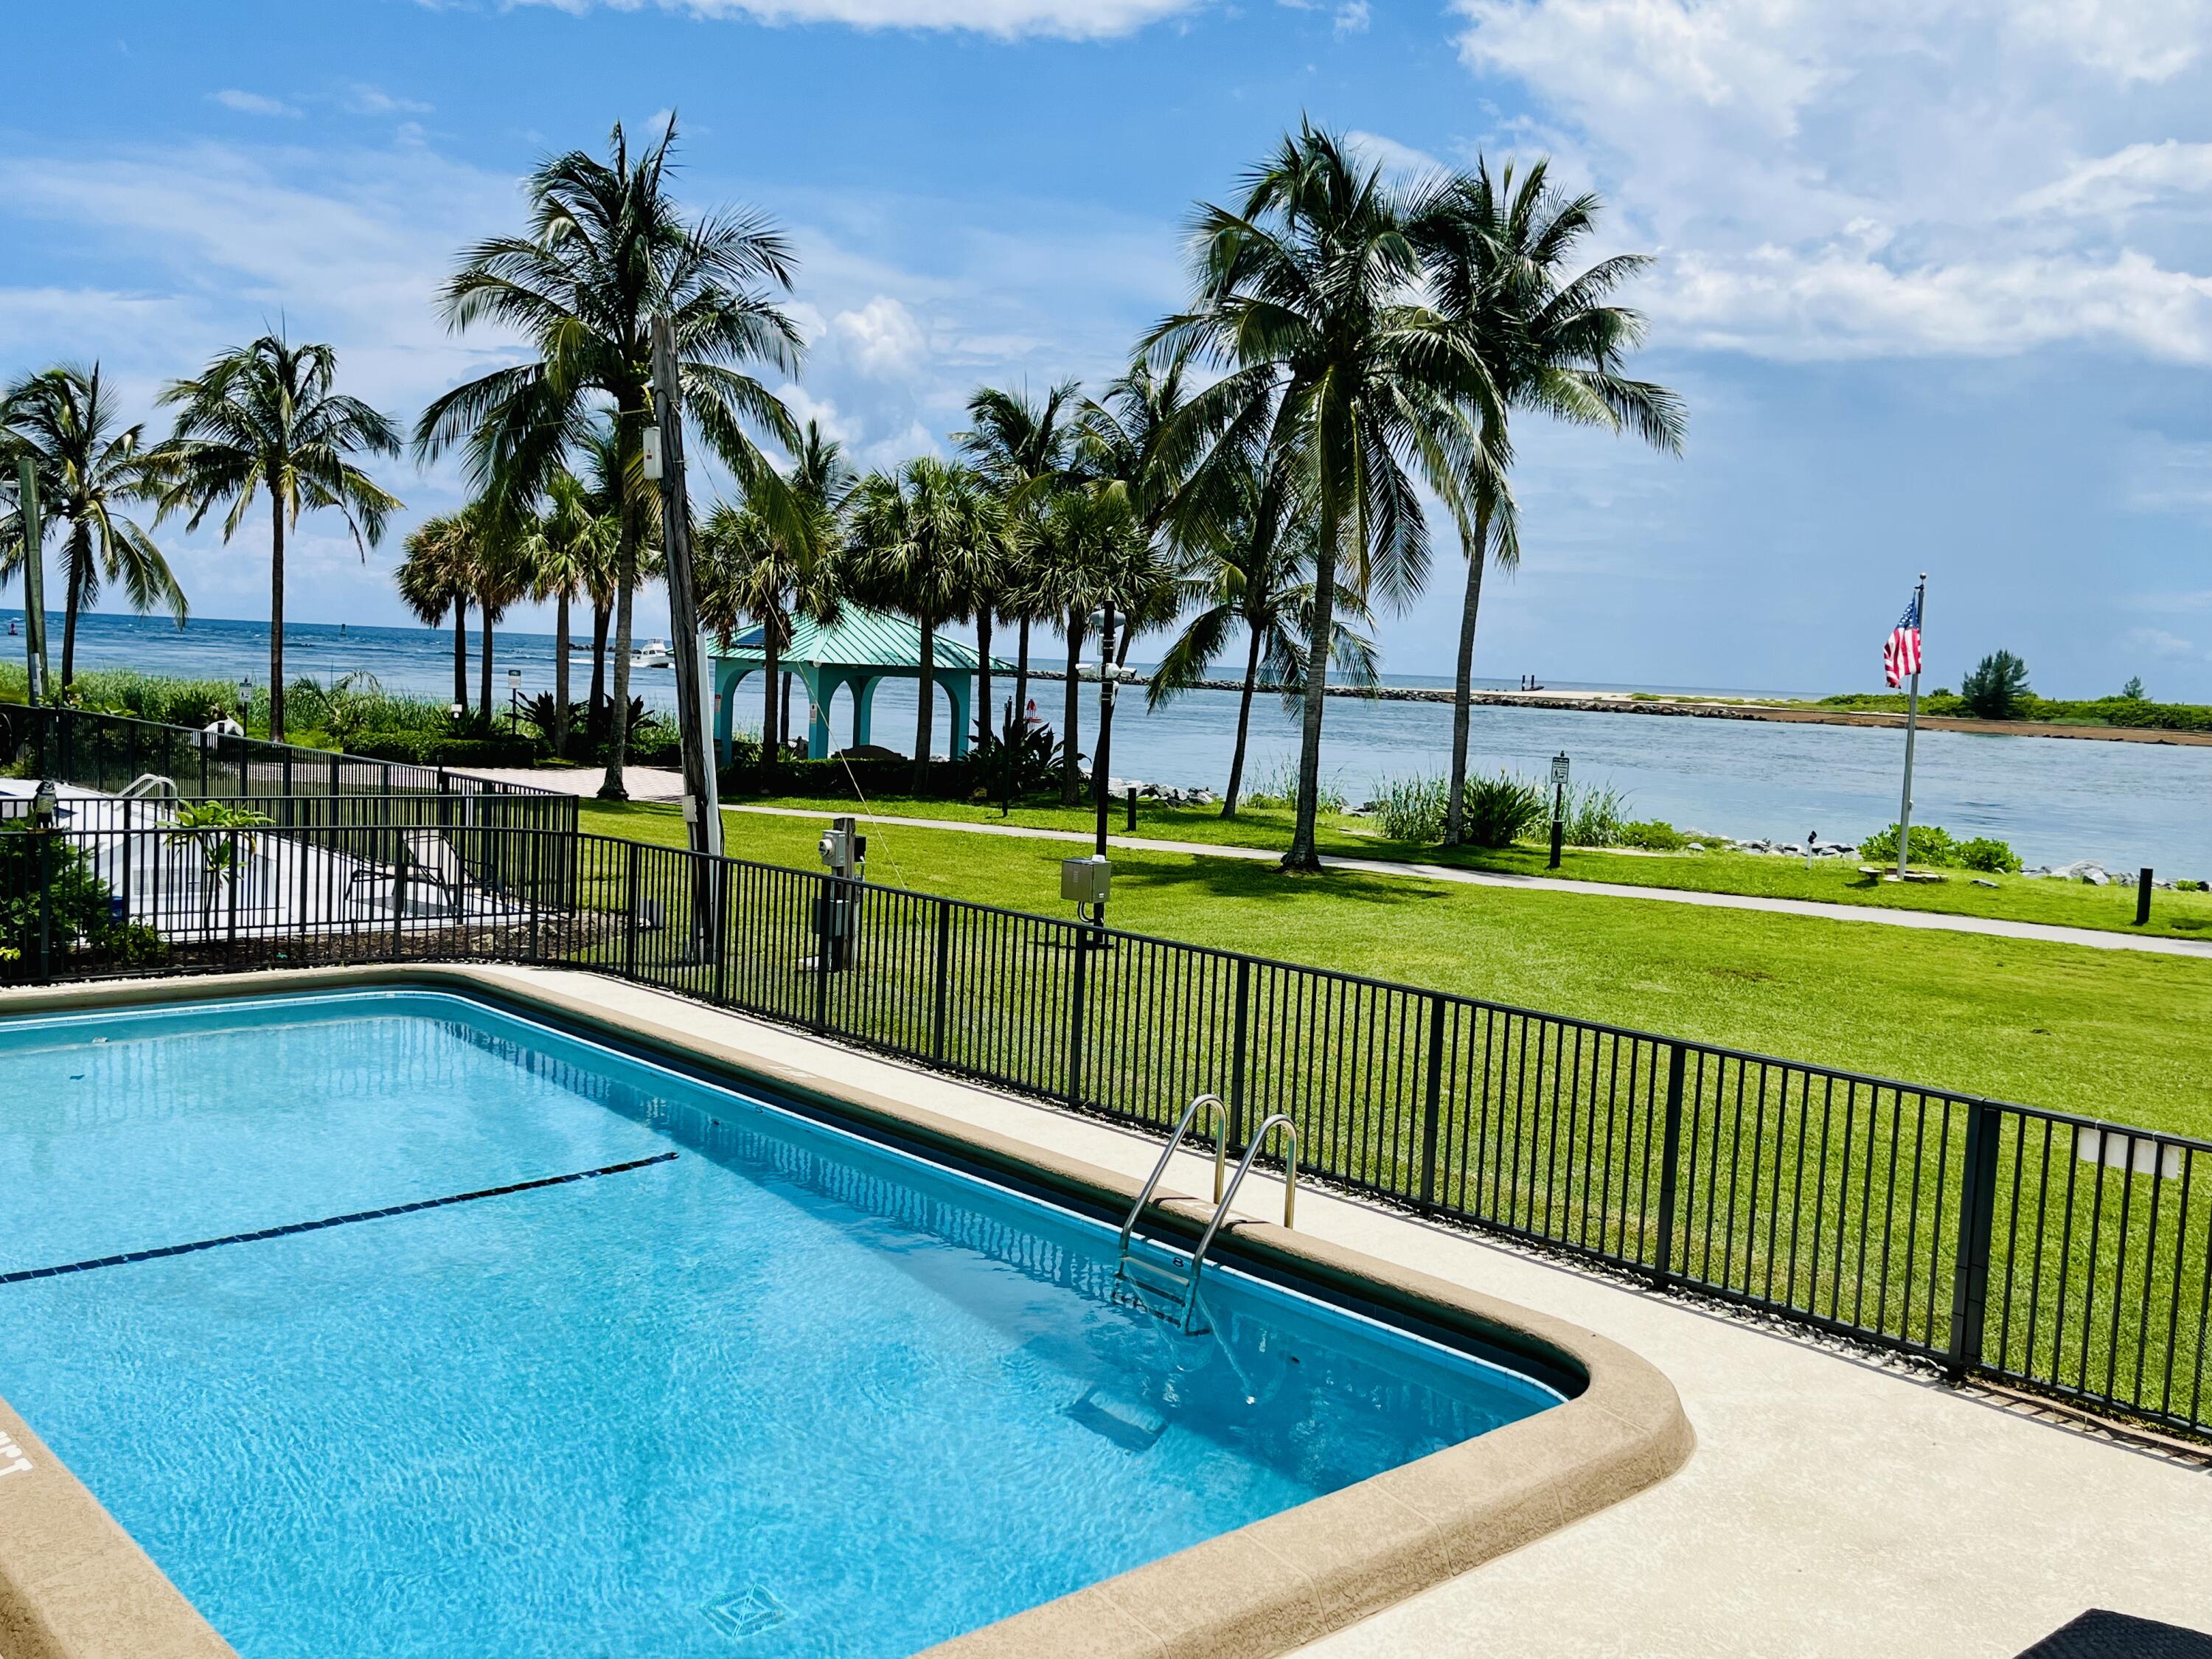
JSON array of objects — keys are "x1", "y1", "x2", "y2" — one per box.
[{"x1": 0, "y1": 964, "x2": 1695, "y2": 1659}]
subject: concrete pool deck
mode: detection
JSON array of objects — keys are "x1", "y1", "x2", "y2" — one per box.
[
  {"x1": 455, "y1": 967, "x2": 2212, "y2": 1658},
  {"x1": 4, "y1": 964, "x2": 2208, "y2": 1656}
]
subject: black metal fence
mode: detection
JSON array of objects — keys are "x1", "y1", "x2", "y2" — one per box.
[
  {"x1": 1, "y1": 703, "x2": 575, "y2": 826},
  {"x1": 5, "y1": 822, "x2": 2208, "y2": 1441}
]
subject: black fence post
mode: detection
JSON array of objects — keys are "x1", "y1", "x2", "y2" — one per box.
[
  {"x1": 1066, "y1": 922, "x2": 1088, "y2": 1110},
  {"x1": 2136, "y1": 868, "x2": 2153, "y2": 927},
  {"x1": 1946, "y1": 1101, "x2": 2005, "y2": 1380},
  {"x1": 35, "y1": 833, "x2": 53, "y2": 984},
  {"x1": 930, "y1": 900, "x2": 953, "y2": 1062},
  {"x1": 709, "y1": 860, "x2": 731, "y2": 1006},
  {"x1": 622, "y1": 839, "x2": 643, "y2": 980},
  {"x1": 226, "y1": 828, "x2": 240, "y2": 959},
  {"x1": 811, "y1": 874, "x2": 832, "y2": 1034},
  {"x1": 1228, "y1": 957, "x2": 1251, "y2": 1154},
  {"x1": 1652, "y1": 1042, "x2": 1688, "y2": 1288},
  {"x1": 1419, "y1": 994, "x2": 1447, "y2": 1213}
]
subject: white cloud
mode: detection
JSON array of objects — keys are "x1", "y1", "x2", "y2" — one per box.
[
  {"x1": 1450, "y1": 0, "x2": 2212, "y2": 364},
  {"x1": 1346, "y1": 130, "x2": 1442, "y2": 177},
  {"x1": 344, "y1": 83, "x2": 434, "y2": 116},
  {"x1": 504, "y1": 0, "x2": 1195, "y2": 38},
  {"x1": 2016, "y1": 141, "x2": 2212, "y2": 219},
  {"x1": 830, "y1": 295, "x2": 928, "y2": 378},
  {"x1": 2124, "y1": 436, "x2": 2212, "y2": 519},
  {"x1": 1335, "y1": 1, "x2": 1371, "y2": 34},
  {"x1": 2126, "y1": 627, "x2": 2197, "y2": 659},
  {"x1": 210, "y1": 89, "x2": 300, "y2": 117}
]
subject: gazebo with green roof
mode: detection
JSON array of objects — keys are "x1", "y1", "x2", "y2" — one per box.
[{"x1": 709, "y1": 607, "x2": 1006, "y2": 762}]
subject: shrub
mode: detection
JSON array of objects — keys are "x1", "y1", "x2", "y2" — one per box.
[
  {"x1": 1564, "y1": 783, "x2": 1630, "y2": 848},
  {"x1": 1956, "y1": 835, "x2": 2023, "y2": 874},
  {"x1": 1460, "y1": 771, "x2": 1545, "y2": 847},
  {"x1": 1369, "y1": 775, "x2": 1447, "y2": 842},
  {"x1": 720, "y1": 755, "x2": 978, "y2": 800},
  {"x1": 1244, "y1": 756, "x2": 1347, "y2": 815},
  {"x1": 345, "y1": 730, "x2": 545, "y2": 768},
  {"x1": 1961, "y1": 650, "x2": 2033, "y2": 720},
  {"x1": 1857, "y1": 822, "x2": 1971, "y2": 867},
  {"x1": 0, "y1": 831, "x2": 166, "y2": 973},
  {"x1": 1618, "y1": 818, "x2": 1689, "y2": 851}
]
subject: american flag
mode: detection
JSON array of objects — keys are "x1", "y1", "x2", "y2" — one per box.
[{"x1": 1883, "y1": 591, "x2": 1923, "y2": 689}]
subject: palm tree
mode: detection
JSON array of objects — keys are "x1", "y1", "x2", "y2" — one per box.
[
  {"x1": 1415, "y1": 159, "x2": 1684, "y2": 844},
  {"x1": 695, "y1": 420, "x2": 852, "y2": 759},
  {"x1": 1022, "y1": 481, "x2": 1158, "y2": 804},
  {"x1": 416, "y1": 118, "x2": 804, "y2": 801},
  {"x1": 1074, "y1": 355, "x2": 1203, "y2": 672},
  {"x1": 1149, "y1": 122, "x2": 1505, "y2": 871},
  {"x1": 1150, "y1": 467, "x2": 1376, "y2": 816},
  {"x1": 526, "y1": 470, "x2": 615, "y2": 757},
  {"x1": 844, "y1": 459, "x2": 993, "y2": 792},
  {"x1": 957, "y1": 380, "x2": 1080, "y2": 740},
  {"x1": 396, "y1": 512, "x2": 474, "y2": 713},
  {"x1": 468, "y1": 498, "x2": 535, "y2": 725},
  {"x1": 1, "y1": 365, "x2": 187, "y2": 686},
  {"x1": 152, "y1": 335, "x2": 400, "y2": 740}
]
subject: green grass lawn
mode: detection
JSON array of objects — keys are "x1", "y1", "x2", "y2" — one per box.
[
  {"x1": 718, "y1": 787, "x2": 2212, "y2": 941},
  {"x1": 585, "y1": 799, "x2": 2212, "y2": 1140}
]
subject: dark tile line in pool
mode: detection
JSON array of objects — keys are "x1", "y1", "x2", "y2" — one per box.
[{"x1": 0, "y1": 1151, "x2": 680, "y2": 1286}]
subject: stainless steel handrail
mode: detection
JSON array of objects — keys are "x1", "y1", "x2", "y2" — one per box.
[
  {"x1": 1116, "y1": 1092, "x2": 1230, "y2": 1259},
  {"x1": 1185, "y1": 1114, "x2": 1300, "y2": 1315}
]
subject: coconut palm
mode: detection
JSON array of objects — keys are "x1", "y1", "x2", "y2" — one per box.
[
  {"x1": 844, "y1": 459, "x2": 994, "y2": 792},
  {"x1": 151, "y1": 335, "x2": 400, "y2": 740},
  {"x1": 1074, "y1": 355, "x2": 1205, "y2": 672},
  {"x1": 1020, "y1": 481, "x2": 1161, "y2": 805},
  {"x1": 1415, "y1": 158, "x2": 1684, "y2": 844},
  {"x1": 396, "y1": 512, "x2": 475, "y2": 714},
  {"x1": 526, "y1": 470, "x2": 616, "y2": 757},
  {"x1": 1, "y1": 364, "x2": 187, "y2": 687},
  {"x1": 467, "y1": 498, "x2": 537, "y2": 726},
  {"x1": 1150, "y1": 467, "x2": 1376, "y2": 816},
  {"x1": 1148, "y1": 122, "x2": 1505, "y2": 871},
  {"x1": 415, "y1": 117, "x2": 804, "y2": 801},
  {"x1": 957, "y1": 380, "x2": 1082, "y2": 743},
  {"x1": 695, "y1": 420, "x2": 852, "y2": 759}
]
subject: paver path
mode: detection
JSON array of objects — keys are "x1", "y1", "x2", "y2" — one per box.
[
  {"x1": 453, "y1": 770, "x2": 2212, "y2": 960},
  {"x1": 713, "y1": 801, "x2": 2212, "y2": 961}
]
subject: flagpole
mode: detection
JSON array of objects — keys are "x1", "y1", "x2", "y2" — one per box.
[{"x1": 1893, "y1": 572, "x2": 1927, "y2": 881}]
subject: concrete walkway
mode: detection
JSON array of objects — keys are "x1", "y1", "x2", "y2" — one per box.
[
  {"x1": 711, "y1": 801, "x2": 2212, "y2": 961},
  {"x1": 471, "y1": 967, "x2": 2212, "y2": 1657}
]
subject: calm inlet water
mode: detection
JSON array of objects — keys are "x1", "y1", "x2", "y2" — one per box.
[
  {"x1": 12, "y1": 609, "x2": 2210, "y2": 872},
  {"x1": 0, "y1": 991, "x2": 1559, "y2": 1659}
]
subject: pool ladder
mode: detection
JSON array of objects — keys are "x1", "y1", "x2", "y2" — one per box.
[{"x1": 1116, "y1": 1093, "x2": 1300, "y2": 1333}]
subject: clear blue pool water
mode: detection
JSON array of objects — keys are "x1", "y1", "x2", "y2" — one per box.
[{"x1": 0, "y1": 991, "x2": 1562, "y2": 1659}]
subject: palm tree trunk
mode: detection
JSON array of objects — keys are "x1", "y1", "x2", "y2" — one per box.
[
  {"x1": 1060, "y1": 610, "x2": 1083, "y2": 806},
  {"x1": 552, "y1": 591, "x2": 571, "y2": 759},
  {"x1": 479, "y1": 599, "x2": 495, "y2": 728},
  {"x1": 588, "y1": 599, "x2": 609, "y2": 734},
  {"x1": 452, "y1": 599, "x2": 469, "y2": 714},
  {"x1": 763, "y1": 625, "x2": 782, "y2": 761},
  {"x1": 60, "y1": 553, "x2": 84, "y2": 689},
  {"x1": 914, "y1": 615, "x2": 937, "y2": 794},
  {"x1": 1222, "y1": 624, "x2": 1264, "y2": 818},
  {"x1": 1284, "y1": 498, "x2": 1340, "y2": 873},
  {"x1": 975, "y1": 611, "x2": 994, "y2": 748},
  {"x1": 1014, "y1": 617, "x2": 1032, "y2": 734},
  {"x1": 601, "y1": 424, "x2": 641, "y2": 801},
  {"x1": 268, "y1": 496, "x2": 287, "y2": 740},
  {"x1": 1443, "y1": 508, "x2": 1491, "y2": 847}
]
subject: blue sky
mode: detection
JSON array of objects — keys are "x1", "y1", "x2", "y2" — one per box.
[{"x1": 4, "y1": 0, "x2": 2208, "y2": 697}]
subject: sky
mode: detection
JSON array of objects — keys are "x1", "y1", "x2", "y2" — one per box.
[{"x1": 3, "y1": 0, "x2": 2209, "y2": 698}]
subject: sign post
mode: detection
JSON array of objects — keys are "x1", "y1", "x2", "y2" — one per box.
[{"x1": 1548, "y1": 751, "x2": 1570, "y2": 870}]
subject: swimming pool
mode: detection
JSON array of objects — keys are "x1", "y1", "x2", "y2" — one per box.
[{"x1": 0, "y1": 987, "x2": 1575, "y2": 1659}]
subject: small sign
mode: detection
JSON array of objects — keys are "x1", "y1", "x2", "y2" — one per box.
[{"x1": 1550, "y1": 752, "x2": 1571, "y2": 788}]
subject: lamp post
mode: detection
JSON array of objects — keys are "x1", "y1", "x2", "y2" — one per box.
[
  {"x1": 29, "y1": 779, "x2": 57, "y2": 981},
  {"x1": 237, "y1": 677, "x2": 254, "y2": 731},
  {"x1": 1548, "y1": 751, "x2": 1570, "y2": 870}
]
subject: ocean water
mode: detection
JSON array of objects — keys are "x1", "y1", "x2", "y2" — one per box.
[
  {"x1": 10, "y1": 609, "x2": 2210, "y2": 872},
  {"x1": 0, "y1": 990, "x2": 1560, "y2": 1659}
]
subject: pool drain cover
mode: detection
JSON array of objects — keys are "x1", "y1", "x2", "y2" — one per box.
[{"x1": 702, "y1": 1585, "x2": 790, "y2": 1642}]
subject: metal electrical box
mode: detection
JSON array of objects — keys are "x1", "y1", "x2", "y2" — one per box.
[{"x1": 1060, "y1": 855, "x2": 1112, "y2": 905}]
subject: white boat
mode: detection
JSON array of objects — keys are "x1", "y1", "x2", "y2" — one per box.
[{"x1": 629, "y1": 638, "x2": 674, "y2": 669}]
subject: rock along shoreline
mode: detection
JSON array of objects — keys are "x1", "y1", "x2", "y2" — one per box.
[{"x1": 1023, "y1": 670, "x2": 2212, "y2": 747}]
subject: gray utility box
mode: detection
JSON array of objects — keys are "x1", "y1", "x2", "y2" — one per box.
[{"x1": 1060, "y1": 855, "x2": 1112, "y2": 905}]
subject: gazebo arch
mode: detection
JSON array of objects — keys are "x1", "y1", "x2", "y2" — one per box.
[{"x1": 709, "y1": 608, "x2": 1007, "y2": 762}]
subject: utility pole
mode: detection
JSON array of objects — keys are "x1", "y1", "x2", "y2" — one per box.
[
  {"x1": 1894, "y1": 573, "x2": 1927, "y2": 881},
  {"x1": 16, "y1": 459, "x2": 48, "y2": 706},
  {"x1": 645, "y1": 315, "x2": 724, "y2": 868}
]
